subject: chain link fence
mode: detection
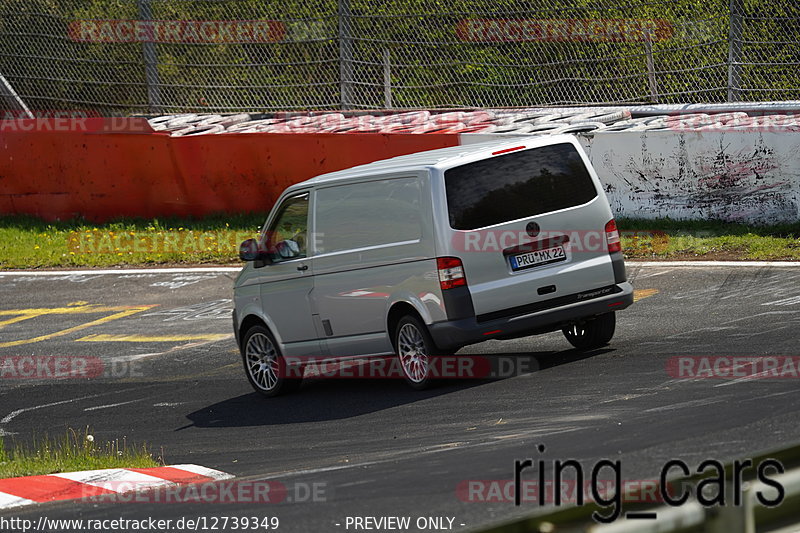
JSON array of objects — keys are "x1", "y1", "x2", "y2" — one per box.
[{"x1": 1, "y1": 0, "x2": 799, "y2": 115}]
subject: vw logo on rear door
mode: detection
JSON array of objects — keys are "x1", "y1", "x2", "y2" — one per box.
[{"x1": 525, "y1": 222, "x2": 540, "y2": 237}]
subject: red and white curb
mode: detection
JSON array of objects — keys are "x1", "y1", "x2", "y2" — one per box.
[{"x1": 0, "y1": 464, "x2": 232, "y2": 509}]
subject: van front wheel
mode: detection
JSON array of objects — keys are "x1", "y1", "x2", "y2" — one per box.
[
  {"x1": 241, "y1": 325, "x2": 302, "y2": 397},
  {"x1": 395, "y1": 316, "x2": 439, "y2": 390},
  {"x1": 562, "y1": 312, "x2": 616, "y2": 350}
]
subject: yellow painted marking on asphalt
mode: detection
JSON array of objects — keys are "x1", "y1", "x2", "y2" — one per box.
[
  {"x1": 76, "y1": 333, "x2": 232, "y2": 343},
  {"x1": 0, "y1": 304, "x2": 148, "y2": 317},
  {"x1": 0, "y1": 305, "x2": 98, "y2": 328},
  {"x1": 634, "y1": 288, "x2": 659, "y2": 302},
  {"x1": 0, "y1": 314, "x2": 42, "y2": 328},
  {"x1": 0, "y1": 304, "x2": 157, "y2": 329},
  {"x1": 0, "y1": 305, "x2": 157, "y2": 348}
]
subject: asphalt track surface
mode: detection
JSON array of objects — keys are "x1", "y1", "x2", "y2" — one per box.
[{"x1": 1, "y1": 263, "x2": 800, "y2": 532}]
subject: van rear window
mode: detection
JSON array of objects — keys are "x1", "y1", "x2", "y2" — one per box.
[{"x1": 444, "y1": 143, "x2": 598, "y2": 230}]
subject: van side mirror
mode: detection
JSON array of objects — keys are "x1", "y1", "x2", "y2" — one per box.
[{"x1": 239, "y1": 239, "x2": 270, "y2": 262}]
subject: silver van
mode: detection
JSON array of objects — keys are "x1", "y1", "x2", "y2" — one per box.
[{"x1": 233, "y1": 136, "x2": 633, "y2": 396}]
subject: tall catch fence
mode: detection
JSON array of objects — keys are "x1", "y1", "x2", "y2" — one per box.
[{"x1": 1, "y1": 0, "x2": 799, "y2": 115}]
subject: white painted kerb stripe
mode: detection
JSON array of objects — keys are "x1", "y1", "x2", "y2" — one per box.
[
  {"x1": 52, "y1": 469, "x2": 174, "y2": 493},
  {"x1": 0, "y1": 465, "x2": 235, "y2": 510},
  {"x1": 169, "y1": 464, "x2": 235, "y2": 480},
  {"x1": 0, "y1": 492, "x2": 37, "y2": 509}
]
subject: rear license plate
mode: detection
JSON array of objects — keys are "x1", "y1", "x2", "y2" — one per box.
[{"x1": 509, "y1": 245, "x2": 566, "y2": 271}]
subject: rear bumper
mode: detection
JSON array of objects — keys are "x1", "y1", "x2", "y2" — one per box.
[{"x1": 428, "y1": 282, "x2": 634, "y2": 351}]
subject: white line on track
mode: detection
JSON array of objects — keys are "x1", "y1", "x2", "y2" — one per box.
[
  {"x1": 1, "y1": 385, "x2": 163, "y2": 425},
  {"x1": 83, "y1": 399, "x2": 143, "y2": 411},
  {"x1": 0, "y1": 261, "x2": 797, "y2": 277},
  {"x1": 1, "y1": 393, "x2": 107, "y2": 423},
  {"x1": 0, "y1": 267, "x2": 241, "y2": 276}
]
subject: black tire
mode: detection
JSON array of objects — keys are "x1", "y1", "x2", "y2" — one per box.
[
  {"x1": 241, "y1": 324, "x2": 302, "y2": 397},
  {"x1": 394, "y1": 315, "x2": 441, "y2": 390},
  {"x1": 562, "y1": 312, "x2": 616, "y2": 350}
]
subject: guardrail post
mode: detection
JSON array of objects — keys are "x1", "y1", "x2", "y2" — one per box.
[
  {"x1": 727, "y1": 0, "x2": 743, "y2": 102},
  {"x1": 705, "y1": 483, "x2": 748, "y2": 533},
  {"x1": 338, "y1": 0, "x2": 354, "y2": 110},
  {"x1": 137, "y1": 0, "x2": 162, "y2": 114},
  {"x1": 644, "y1": 32, "x2": 659, "y2": 103},
  {"x1": 383, "y1": 48, "x2": 392, "y2": 109}
]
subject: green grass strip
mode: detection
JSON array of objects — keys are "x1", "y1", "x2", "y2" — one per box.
[
  {"x1": 0, "y1": 428, "x2": 159, "y2": 479},
  {"x1": 0, "y1": 215, "x2": 798, "y2": 268}
]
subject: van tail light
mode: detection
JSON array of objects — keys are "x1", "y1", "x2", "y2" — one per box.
[
  {"x1": 437, "y1": 257, "x2": 467, "y2": 290},
  {"x1": 605, "y1": 219, "x2": 622, "y2": 254}
]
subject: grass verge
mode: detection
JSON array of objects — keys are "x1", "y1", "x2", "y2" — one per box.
[
  {"x1": 0, "y1": 428, "x2": 160, "y2": 478},
  {"x1": 0, "y1": 213, "x2": 265, "y2": 268},
  {"x1": 620, "y1": 218, "x2": 800, "y2": 260},
  {"x1": 0, "y1": 215, "x2": 798, "y2": 268}
]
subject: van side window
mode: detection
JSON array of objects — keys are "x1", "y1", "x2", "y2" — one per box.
[
  {"x1": 444, "y1": 143, "x2": 598, "y2": 230},
  {"x1": 315, "y1": 178, "x2": 421, "y2": 254},
  {"x1": 264, "y1": 193, "x2": 309, "y2": 262}
]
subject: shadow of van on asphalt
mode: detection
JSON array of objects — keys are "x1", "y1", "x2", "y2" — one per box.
[{"x1": 182, "y1": 346, "x2": 612, "y2": 428}]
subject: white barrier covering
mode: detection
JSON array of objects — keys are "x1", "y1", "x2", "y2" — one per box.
[{"x1": 583, "y1": 130, "x2": 800, "y2": 223}]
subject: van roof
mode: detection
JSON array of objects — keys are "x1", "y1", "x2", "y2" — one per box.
[{"x1": 294, "y1": 134, "x2": 576, "y2": 188}]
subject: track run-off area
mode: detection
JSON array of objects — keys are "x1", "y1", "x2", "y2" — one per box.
[{"x1": 1, "y1": 262, "x2": 800, "y2": 532}]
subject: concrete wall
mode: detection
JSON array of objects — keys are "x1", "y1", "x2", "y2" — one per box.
[
  {"x1": 583, "y1": 130, "x2": 800, "y2": 223},
  {"x1": 464, "y1": 130, "x2": 800, "y2": 223}
]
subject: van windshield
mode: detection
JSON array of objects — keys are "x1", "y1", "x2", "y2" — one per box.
[{"x1": 443, "y1": 143, "x2": 598, "y2": 230}]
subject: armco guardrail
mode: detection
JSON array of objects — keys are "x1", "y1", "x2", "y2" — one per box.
[
  {"x1": 590, "y1": 468, "x2": 800, "y2": 533},
  {"x1": 477, "y1": 444, "x2": 800, "y2": 533}
]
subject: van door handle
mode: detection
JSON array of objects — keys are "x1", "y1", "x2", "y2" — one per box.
[{"x1": 297, "y1": 264, "x2": 308, "y2": 272}]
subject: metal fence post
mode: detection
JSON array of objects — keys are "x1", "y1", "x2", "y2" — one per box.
[
  {"x1": 137, "y1": 0, "x2": 161, "y2": 114},
  {"x1": 383, "y1": 48, "x2": 392, "y2": 109},
  {"x1": 644, "y1": 33, "x2": 659, "y2": 103},
  {"x1": 338, "y1": 0, "x2": 354, "y2": 110},
  {"x1": 727, "y1": 0, "x2": 743, "y2": 102}
]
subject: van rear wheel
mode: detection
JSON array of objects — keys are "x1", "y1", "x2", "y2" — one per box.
[
  {"x1": 241, "y1": 325, "x2": 302, "y2": 397},
  {"x1": 395, "y1": 316, "x2": 440, "y2": 390},
  {"x1": 562, "y1": 312, "x2": 616, "y2": 350}
]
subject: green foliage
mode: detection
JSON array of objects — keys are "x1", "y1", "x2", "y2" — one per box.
[
  {"x1": 0, "y1": 214, "x2": 798, "y2": 267},
  {"x1": 0, "y1": 428, "x2": 159, "y2": 479},
  {"x1": 1, "y1": 0, "x2": 799, "y2": 112},
  {"x1": 619, "y1": 218, "x2": 800, "y2": 260},
  {"x1": 0, "y1": 212, "x2": 266, "y2": 268}
]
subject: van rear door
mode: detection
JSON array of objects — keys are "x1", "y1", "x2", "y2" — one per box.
[{"x1": 441, "y1": 141, "x2": 617, "y2": 318}]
